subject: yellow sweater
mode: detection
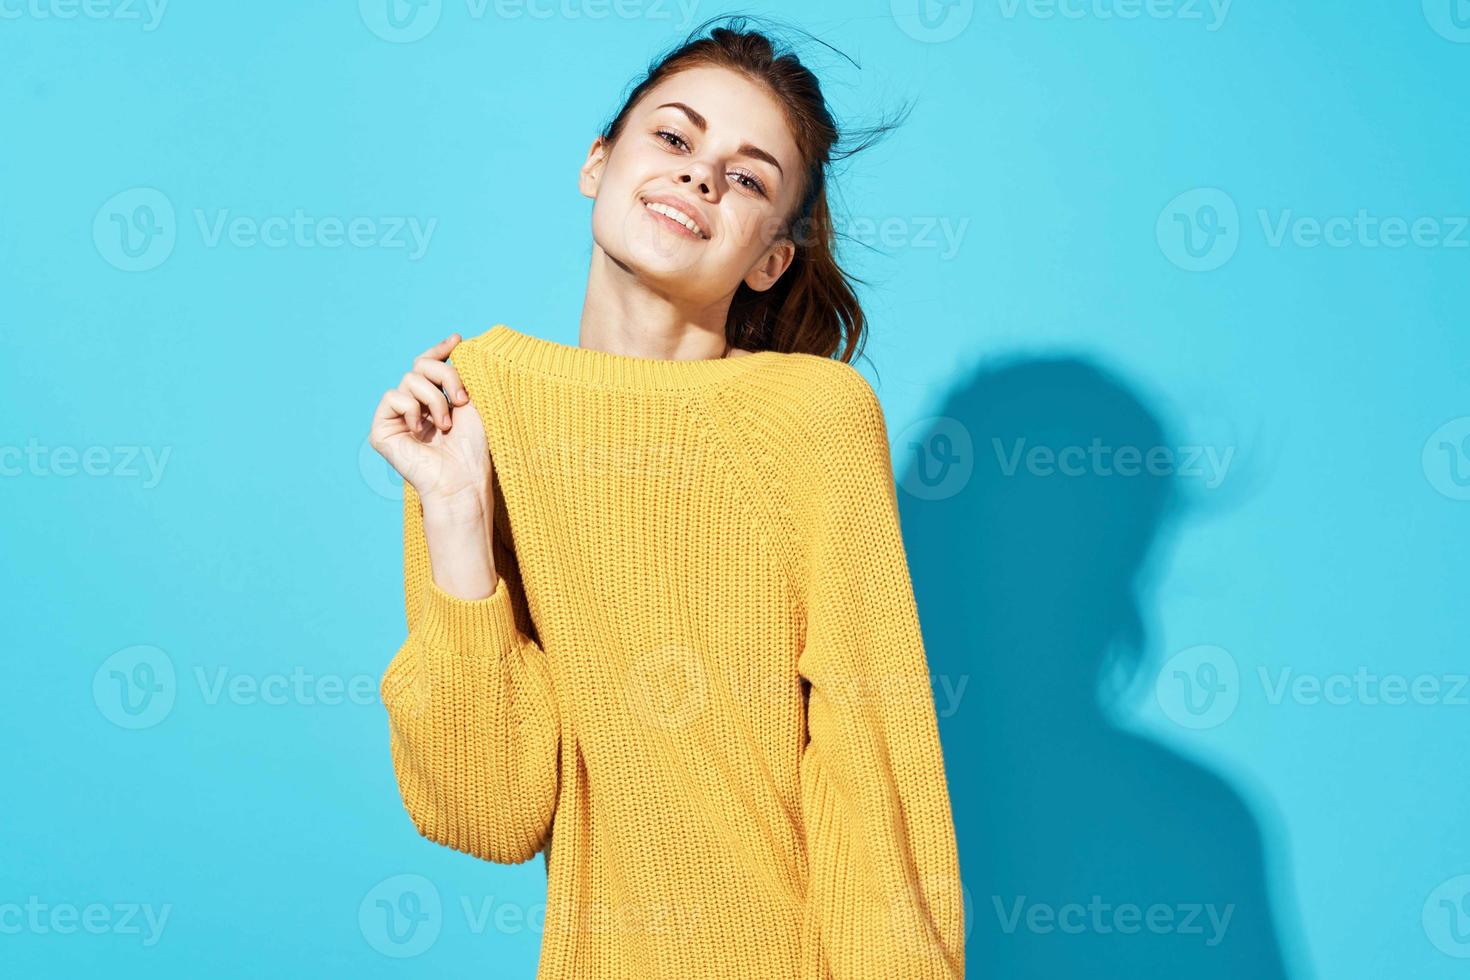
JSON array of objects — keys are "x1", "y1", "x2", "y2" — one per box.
[{"x1": 380, "y1": 323, "x2": 966, "y2": 978}]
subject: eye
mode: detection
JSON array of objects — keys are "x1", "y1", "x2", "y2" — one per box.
[
  {"x1": 653, "y1": 128, "x2": 769, "y2": 198},
  {"x1": 654, "y1": 127, "x2": 690, "y2": 151},
  {"x1": 731, "y1": 170, "x2": 768, "y2": 196}
]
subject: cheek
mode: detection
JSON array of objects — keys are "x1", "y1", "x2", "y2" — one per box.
[
  {"x1": 723, "y1": 202, "x2": 786, "y2": 257},
  {"x1": 587, "y1": 191, "x2": 632, "y2": 259}
]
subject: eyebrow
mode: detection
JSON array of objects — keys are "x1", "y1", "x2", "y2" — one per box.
[{"x1": 654, "y1": 102, "x2": 785, "y2": 179}]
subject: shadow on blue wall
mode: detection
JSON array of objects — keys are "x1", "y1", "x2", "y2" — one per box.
[{"x1": 899, "y1": 355, "x2": 1299, "y2": 978}]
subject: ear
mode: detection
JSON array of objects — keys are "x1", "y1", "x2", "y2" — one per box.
[
  {"x1": 578, "y1": 137, "x2": 609, "y2": 200},
  {"x1": 744, "y1": 237, "x2": 796, "y2": 293}
]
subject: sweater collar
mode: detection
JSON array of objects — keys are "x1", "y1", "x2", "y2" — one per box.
[{"x1": 479, "y1": 323, "x2": 782, "y2": 391}]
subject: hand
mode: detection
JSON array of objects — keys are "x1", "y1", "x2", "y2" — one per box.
[{"x1": 368, "y1": 333, "x2": 492, "y2": 504}]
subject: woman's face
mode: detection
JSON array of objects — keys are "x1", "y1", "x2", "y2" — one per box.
[{"x1": 579, "y1": 64, "x2": 802, "y2": 306}]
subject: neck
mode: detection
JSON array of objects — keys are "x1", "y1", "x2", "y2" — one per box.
[{"x1": 579, "y1": 244, "x2": 734, "y2": 361}]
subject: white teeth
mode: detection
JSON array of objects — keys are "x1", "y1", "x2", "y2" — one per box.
[{"x1": 645, "y1": 201, "x2": 704, "y2": 238}]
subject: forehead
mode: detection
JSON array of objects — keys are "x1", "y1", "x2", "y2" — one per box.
[{"x1": 636, "y1": 65, "x2": 800, "y2": 169}]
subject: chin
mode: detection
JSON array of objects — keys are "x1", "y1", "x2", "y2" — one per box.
[{"x1": 620, "y1": 233, "x2": 708, "y2": 281}]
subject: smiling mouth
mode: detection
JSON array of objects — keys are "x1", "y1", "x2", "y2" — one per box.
[{"x1": 642, "y1": 199, "x2": 708, "y2": 240}]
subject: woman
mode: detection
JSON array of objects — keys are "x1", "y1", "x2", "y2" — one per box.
[{"x1": 367, "y1": 17, "x2": 965, "y2": 979}]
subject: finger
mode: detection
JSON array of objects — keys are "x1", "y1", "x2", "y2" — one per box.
[
  {"x1": 399, "y1": 371, "x2": 453, "y2": 431},
  {"x1": 414, "y1": 332, "x2": 462, "y2": 363},
  {"x1": 373, "y1": 387, "x2": 426, "y2": 440},
  {"x1": 382, "y1": 387, "x2": 429, "y2": 434},
  {"x1": 411, "y1": 356, "x2": 470, "y2": 406}
]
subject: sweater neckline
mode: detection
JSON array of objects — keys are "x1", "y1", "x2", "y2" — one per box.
[{"x1": 479, "y1": 323, "x2": 782, "y2": 391}]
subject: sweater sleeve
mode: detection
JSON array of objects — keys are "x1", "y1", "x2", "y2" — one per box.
[
  {"x1": 796, "y1": 372, "x2": 966, "y2": 979},
  {"x1": 379, "y1": 478, "x2": 561, "y2": 865}
]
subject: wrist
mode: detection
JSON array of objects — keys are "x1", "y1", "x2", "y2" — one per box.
[{"x1": 420, "y1": 484, "x2": 492, "y2": 528}]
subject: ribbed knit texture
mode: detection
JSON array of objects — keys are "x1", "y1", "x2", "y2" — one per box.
[{"x1": 380, "y1": 323, "x2": 965, "y2": 978}]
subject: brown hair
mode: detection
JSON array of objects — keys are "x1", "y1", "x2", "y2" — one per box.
[{"x1": 598, "y1": 14, "x2": 912, "y2": 366}]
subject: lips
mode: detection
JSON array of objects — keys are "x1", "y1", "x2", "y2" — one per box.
[{"x1": 640, "y1": 193, "x2": 711, "y2": 239}]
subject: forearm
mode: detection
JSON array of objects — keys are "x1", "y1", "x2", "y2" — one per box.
[{"x1": 420, "y1": 485, "x2": 499, "y2": 601}]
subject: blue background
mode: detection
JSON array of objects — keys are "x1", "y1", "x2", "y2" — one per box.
[{"x1": 3, "y1": 1, "x2": 1468, "y2": 976}]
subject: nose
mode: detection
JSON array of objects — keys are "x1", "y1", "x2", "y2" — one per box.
[{"x1": 679, "y1": 160, "x2": 718, "y2": 197}]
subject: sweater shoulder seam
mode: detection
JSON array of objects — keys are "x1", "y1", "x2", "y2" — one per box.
[{"x1": 684, "y1": 381, "x2": 811, "y2": 605}]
